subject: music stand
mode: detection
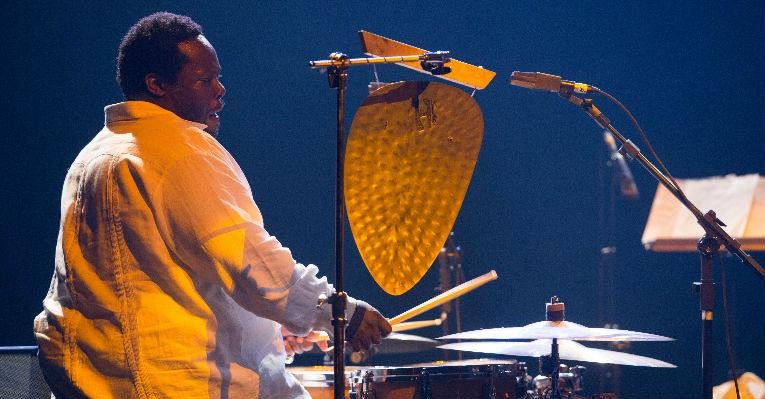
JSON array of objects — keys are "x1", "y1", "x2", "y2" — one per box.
[
  {"x1": 642, "y1": 174, "x2": 765, "y2": 252},
  {"x1": 640, "y1": 173, "x2": 765, "y2": 397}
]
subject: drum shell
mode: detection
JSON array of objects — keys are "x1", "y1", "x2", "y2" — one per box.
[{"x1": 349, "y1": 363, "x2": 527, "y2": 399}]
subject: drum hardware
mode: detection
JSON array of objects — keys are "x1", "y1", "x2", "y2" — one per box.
[
  {"x1": 436, "y1": 231, "x2": 466, "y2": 360},
  {"x1": 438, "y1": 297, "x2": 675, "y2": 399},
  {"x1": 530, "y1": 362, "x2": 586, "y2": 399}
]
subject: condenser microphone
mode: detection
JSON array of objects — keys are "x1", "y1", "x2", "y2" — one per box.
[{"x1": 510, "y1": 71, "x2": 597, "y2": 95}]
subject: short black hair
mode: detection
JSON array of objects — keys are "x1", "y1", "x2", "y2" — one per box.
[{"x1": 116, "y1": 12, "x2": 203, "y2": 98}]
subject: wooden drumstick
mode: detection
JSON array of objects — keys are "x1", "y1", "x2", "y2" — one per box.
[
  {"x1": 388, "y1": 270, "x2": 498, "y2": 326},
  {"x1": 391, "y1": 318, "x2": 443, "y2": 332}
]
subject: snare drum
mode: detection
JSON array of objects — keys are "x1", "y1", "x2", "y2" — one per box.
[
  {"x1": 348, "y1": 362, "x2": 527, "y2": 399},
  {"x1": 287, "y1": 366, "x2": 356, "y2": 399}
]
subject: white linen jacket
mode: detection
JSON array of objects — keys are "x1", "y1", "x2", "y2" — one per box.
[{"x1": 34, "y1": 101, "x2": 356, "y2": 398}]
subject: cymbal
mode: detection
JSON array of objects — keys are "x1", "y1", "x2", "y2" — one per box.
[
  {"x1": 345, "y1": 80, "x2": 483, "y2": 295},
  {"x1": 310, "y1": 332, "x2": 439, "y2": 355},
  {"x1": 438, "y1": 320, "x2": 673, "y2": 342},
  {"x1": 439, "y1": 339, "x2": 677, "y2": 368},
  {"x1": 405, "y1": 358, "x2": 517, "y2": 368},
  {"x1": 373, "y1": 332, "x2": 440, "y2": 354}
]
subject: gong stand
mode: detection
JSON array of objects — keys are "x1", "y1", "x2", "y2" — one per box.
[
  {"x1": 308, "y1": 51, "x2": 451, "y2": 399},
  {"x1": 557, "y1": 90, "x2": 765, "y2": 399}
]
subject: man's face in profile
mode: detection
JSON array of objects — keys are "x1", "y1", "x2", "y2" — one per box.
[{"x1": 163, "y1": 35, "x2": 226, "y2": 136}]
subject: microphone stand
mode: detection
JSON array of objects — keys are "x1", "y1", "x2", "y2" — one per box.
[
  {"x1": 558, "y1": 90, "x2": 765, "y2": 399},
  {"x1": 596, "y1": 138, "x2": 619, "y2": 395},
  {"x1": 308, "y1": 51, "x2": 451, "y2": 399},
  {"x1": 597, "y1": 129, "x2": 637, "y2": 394}
]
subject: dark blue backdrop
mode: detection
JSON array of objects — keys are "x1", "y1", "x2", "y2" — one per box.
[{"x1": 4, "y1": 2, "x2": 763, "y2": 398}]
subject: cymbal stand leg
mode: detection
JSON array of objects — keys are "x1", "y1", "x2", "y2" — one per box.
[{"x1": 550, "y1": 338, "x2": 561, "y2": 399}]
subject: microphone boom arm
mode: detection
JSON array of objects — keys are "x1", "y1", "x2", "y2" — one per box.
[
  {"x1": 562, "y1": 90, "x2": 763, "y2": 399},
  {"x1": 564, "y1": 93, "x2": 762, "y2": 277}
]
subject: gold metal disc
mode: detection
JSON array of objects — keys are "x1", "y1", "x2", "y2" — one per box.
[{"x1": 345, "y1": 81, "x2": 483, "y2": 295}]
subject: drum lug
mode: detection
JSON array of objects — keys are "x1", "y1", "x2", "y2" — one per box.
[
  {"x1": 419, "y1": 368, "x2": 431, "y2": 399},
  {"x1": 483, "y1": 365, "x2": 497, "y2": 399},
  {"x1": 361, "y1": 369, "x2": 375, "y2": 399}
]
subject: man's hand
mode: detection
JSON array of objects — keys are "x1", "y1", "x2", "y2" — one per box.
[
  {"x1": 281, "y1": 327, "x2": 330, "y2": 356},
  {"x1": 346, "y1": 303, "x2": 392, "y2": 352}
]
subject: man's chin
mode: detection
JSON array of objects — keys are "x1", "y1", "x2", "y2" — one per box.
[{"x1": 204, "y1": 114, "x2": 220, "y2": 136}]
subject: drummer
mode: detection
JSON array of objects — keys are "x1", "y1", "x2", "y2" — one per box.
[{"x1": 33, "y1": 12, "x2": 391, "y2": 399}]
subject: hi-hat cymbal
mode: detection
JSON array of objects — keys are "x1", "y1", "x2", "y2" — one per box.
[
  {"x1": 438, "y1": 320, "x2": 673, "y2": 342},
  {"x1": 439, "y1": 339, "x2": 676, "y2": 368},
  {"x1": 345, "y1": 80, "x2": 483, "y2": 295}
]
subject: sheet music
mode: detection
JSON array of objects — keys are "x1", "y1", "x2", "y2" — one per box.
[{"x1": 671, "y1": 174, "x2": 760, "y2": 238}]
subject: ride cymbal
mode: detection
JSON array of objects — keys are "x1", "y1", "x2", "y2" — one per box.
[
  {"x1": 439, "y1": 339, "x2": 676, "y2": 368},
  {"x1": 438, "y1": 320, "x2": 673, "y2": 342}
]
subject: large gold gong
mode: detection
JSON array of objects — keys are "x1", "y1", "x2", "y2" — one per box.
[{"x1": 345, "y1": 81, "x2": 483, "y2": 295}]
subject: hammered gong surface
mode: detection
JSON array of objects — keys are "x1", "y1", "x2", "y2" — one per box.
[{"x1": 345, "y1": 81, "x2": 483, "y2": 295}]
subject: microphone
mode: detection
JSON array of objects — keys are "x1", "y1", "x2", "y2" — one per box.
[
  {"x1": 510, "y1": 71, "x2": 597, "y2": 95},
  {"x1": 603, "y1": 131, "x2": 639, "y2": 198}
]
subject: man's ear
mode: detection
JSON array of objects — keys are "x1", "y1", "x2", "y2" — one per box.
[{"x1": 145, "y1": 73, "x2": 167, "y2": 97}]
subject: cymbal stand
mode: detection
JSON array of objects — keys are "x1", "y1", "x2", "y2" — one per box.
[
  {"x1": 545, "y1": 296, "x2": 565, "y2": 399},
  {"x1": 309, "y1": 51, "x2": 451, "y2": 399},
  {"x1": 437, "y1": 231, "x2": 465, "y2": 360},
  {"x1": 558, "y1": 90, "x2": 765, "y2": 399}
]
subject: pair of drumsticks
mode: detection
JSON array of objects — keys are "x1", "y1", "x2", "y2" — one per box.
[
  {"x1": 389, "y1": 269, "x2": 497, "y2": 331},
  {"x1": 313, "y1": 270, "x2": 497, "y2": 346}
]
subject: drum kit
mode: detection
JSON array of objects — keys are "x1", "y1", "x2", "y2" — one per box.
[
  {"x1": 300, "y1": 32, "x2": 683, "y2": 399},
  {"x1": 291, "y1": 295, "x2": 675, "y2": 398}
]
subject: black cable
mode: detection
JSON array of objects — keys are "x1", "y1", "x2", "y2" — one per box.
[
  {"x1": 588, "y1": 86, "x2": 745, "y2": 398},
  {"x1": 720, "y1": 254, "x2": 742, "y2": 399},
  {"x1": 589, "y1": 87, "x2": 691, "y2": 205}
]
